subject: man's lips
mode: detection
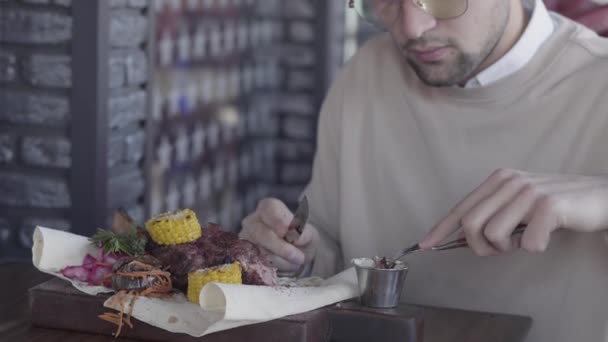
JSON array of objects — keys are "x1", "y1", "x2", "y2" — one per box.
[{"x1": 409, "y1": 46, "x2": 450, "y2": 62}]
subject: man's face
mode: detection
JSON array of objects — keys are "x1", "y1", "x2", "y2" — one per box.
[{"x1": 384, "y1": 0, "x2": 510, "y2": 87}]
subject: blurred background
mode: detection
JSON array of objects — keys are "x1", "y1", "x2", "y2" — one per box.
[{"x1": 0, "y1": 0, "x2": 606, "y2": 262}]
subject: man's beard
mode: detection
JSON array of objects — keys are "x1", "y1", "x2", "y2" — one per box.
[{"x1": 405, "y1": 48, "x2": 481, "y2": 87}]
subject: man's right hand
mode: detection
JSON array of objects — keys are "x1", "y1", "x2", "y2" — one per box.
[{"x1": 239, "y1": 198, "x2": 319, "y2": 273}]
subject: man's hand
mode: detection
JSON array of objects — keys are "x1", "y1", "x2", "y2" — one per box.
[
  {"x1": 420, "y1": 169, "x2": 608, "y2": 256},
  {"x1": 239, "y1": 198, "x2": 319, "y2": 272}
]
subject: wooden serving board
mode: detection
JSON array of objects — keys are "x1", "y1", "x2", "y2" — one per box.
[
  {"x1": 28, "y1": 278, "x2": 531, "y2": 342},
  {"x1": 29, "y1": 278, "x2": 423, "y2": 342}
]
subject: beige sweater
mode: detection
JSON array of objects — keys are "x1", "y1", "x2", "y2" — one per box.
[{"x1": 304, "y1": 14, "x2": 608, "y2": 342}]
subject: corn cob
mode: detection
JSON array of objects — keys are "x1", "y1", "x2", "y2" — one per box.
[
  {"x1": 187, "y1": 262, "x2": 242, "y2": 304},
  {"x1": 145, "y1": 209, "x2": 202, "y2": 246}
]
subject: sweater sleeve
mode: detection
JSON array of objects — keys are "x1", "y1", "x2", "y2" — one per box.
[{"x1": 301, "y1": 69, "x2": 349, "y2": 278}]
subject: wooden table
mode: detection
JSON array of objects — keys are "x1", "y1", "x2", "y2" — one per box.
[{"x1": 0, "y1": 263, "x2": 532, "y2": 342}]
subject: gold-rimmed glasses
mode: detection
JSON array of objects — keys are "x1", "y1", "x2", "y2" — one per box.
[{"x1": 348, "y1": 0, "x2": 469, "y2": 29}]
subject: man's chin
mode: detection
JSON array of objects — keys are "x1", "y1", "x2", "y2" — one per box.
[
  {"x1": 417, "y1": 74, "x2": 455, "y2": 87},
  {"x1": 408, "y1": 62, "x2": 461, "y2": 87},
  {"x1": 406, "y1": 52, "x2": 479, "y2": 88}
]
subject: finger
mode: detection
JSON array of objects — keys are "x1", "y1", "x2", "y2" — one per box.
[
  {"x1": 511, "y1": 235, "x2": 522, "y2": 250},
  {"x1": 521, "y1": 196, "x2": 561, "y2": 253},
  {"x1": 242, "y1": 218, "x2": 305, "y2": 265},
  {"x1": 420, "y1": 168, "x2": 519, "y2": 248},
  {"x1": 257, "y1": 198, "x2": 293, "y2": 237},
  {"x1": 483, "y1": 185, "x2": 537, "y2": 252},
  {"x1": 240, "y1": 211, "x2": 258, "y2": 232},
  {"x1": 239, "y1": 212, "x2": 263, "y2": 241},
  {"x1": 293, "y1": 224, "x2": 315, "y2": 248},
  {"x1": 265, "y1": 251, "x2": 301, "y2": 272},
  {"x1": 452, "y1": 229, "x2": 466, "y2": 239},
  {"x1": 462, "y1": 217, "x2": 500, "y2": 256},
  {"x1": 462, "y1": 177, "x2": 529, "y2": 252}
]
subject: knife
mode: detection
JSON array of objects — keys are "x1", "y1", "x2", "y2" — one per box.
[
  {"x1": 284, "y1": 196, "x2": 309, "y2": 244},
  {"x1": 279, "y1": 196, "x2": 312, "y2": 278}
]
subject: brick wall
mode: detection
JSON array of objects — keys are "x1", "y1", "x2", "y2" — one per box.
[
  {"x1": 0, "y1": 0, "x2": 150, "y2": 260},
  {"x1": 0, "y1": 0, "x2": 74, "y2": 259}
]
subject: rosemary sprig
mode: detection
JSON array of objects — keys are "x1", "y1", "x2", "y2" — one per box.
[{"x1": 89, "y1": 225, "x2": 147, "y2": 256}]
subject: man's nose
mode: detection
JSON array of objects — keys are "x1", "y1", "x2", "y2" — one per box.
[{"x1": 399, "y1": 0, "x2": 437, "y2": 40}]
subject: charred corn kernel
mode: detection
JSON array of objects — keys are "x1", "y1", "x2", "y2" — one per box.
[
  {"x1": 187, "y1": 262, "x2": 242, "y2": 304},
  {"x1": 145, "y1": 209, "x2": 202, "y2": 246}
]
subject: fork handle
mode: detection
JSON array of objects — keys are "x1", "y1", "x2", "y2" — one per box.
[{"x1": 432, "y1": 224, "x2": 527, "y2": 251}]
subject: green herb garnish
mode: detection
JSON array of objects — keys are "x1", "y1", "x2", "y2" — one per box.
[{"x1": 89, "y1": 226, "x2": 147, "y2": 256}]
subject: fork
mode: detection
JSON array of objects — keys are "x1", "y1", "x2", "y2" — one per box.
[{"x1": 387, "y1": 224, "x2": 528, "y2": 267}]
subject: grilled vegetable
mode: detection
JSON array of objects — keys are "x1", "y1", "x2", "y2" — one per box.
[
  {"x1": 145, "y1": 209, "x2": 202, "y2": 246},
  {"x1": 187, "y1": 262, "x2": 242, "y2": 304},
  {"x1": 111, "y1": 255, "x2": 165, "y2": 291}
]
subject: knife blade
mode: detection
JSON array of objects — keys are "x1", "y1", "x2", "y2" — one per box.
[{"x1": 284, "y1": 196, "x2": 309, "y2": 244}]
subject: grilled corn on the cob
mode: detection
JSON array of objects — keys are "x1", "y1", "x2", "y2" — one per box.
[
  {"x1": 187, "y1": 262, "x2": 242, "y2": 304},
  {"x1": 145, "y1": 209, "x2": 202, "y2": 246}
]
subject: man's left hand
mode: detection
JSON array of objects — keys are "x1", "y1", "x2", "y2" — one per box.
[{"x1": 419, "y1": 168, "x2": 608, "y2": 255}]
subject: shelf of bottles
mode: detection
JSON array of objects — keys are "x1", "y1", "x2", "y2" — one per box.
[{"x1": 149, "y1": 0, "x2": 281, "y2": 232}]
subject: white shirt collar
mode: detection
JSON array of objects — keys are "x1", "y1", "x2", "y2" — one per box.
[{"x1": 465, "y1": 0, "x2": 554, "y2": 88}]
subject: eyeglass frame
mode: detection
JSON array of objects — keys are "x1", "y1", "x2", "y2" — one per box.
[{"x1": 347, "y1": 0, "x2": 470, "y2": 26}]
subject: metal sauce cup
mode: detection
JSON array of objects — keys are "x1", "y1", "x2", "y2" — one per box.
[{"x1": 352, "y1": 258, "x2": 409, "y2": 308}]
